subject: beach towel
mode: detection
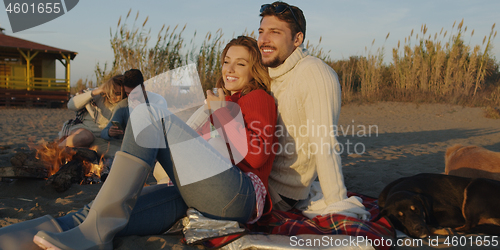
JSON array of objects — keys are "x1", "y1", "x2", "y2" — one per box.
[{"x1": 191, "y1": 192, "x2": 395, "y2": 250}]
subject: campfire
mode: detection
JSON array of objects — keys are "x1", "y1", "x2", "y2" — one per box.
[
  {"x1": 35, "y1": 142, "x2": 105, "y2": 180},
  {"x1": 4, "y1": 141, "x2": 109, "y2": 192}
]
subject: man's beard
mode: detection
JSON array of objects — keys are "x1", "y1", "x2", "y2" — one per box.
[
  {"x1": 262, "y1": 56, "x2": 282, "y2": 68},
  {"x1": 260, "y1": 45, "x2": 284, "y2": 68}
]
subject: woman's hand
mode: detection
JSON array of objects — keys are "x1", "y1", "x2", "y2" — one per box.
[
  {"x1": 206, "y1": 88, "x2": 225, "y2": 111},
  {"x1": 91, "y1": 85, "x2": 105, "y2": 96},
  {"x1": 108, "y1": 126, "x2": 124, "y2": 137}
]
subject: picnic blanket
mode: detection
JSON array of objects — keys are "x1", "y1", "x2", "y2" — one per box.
[{"x1": 194, "y1": 192, "x2": 395, "y2": 250}]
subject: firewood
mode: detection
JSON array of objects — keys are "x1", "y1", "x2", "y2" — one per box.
[
  {"x1": 2, "y1": 150, "x2": 48, "y2": 179},
  {"x1": 0, "y1": 165, "x2": 48, "y2": 179},
  {"x1": 66, "y1": 147, "x2": 100, "y2": 163},
  {"x1": 4, "y1": 147, "x2": 102, "y2": 191},
  {"x1": 46, "y1": 160, "x2": 83, "y2": 192},
  {"x1": 10, "y1": 150, "x2": 39, "y2": 167}
]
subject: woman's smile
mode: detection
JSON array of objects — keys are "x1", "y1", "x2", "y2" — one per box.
[{"x1": 222, "y1": 45, "x2": 253, "y2": 95}]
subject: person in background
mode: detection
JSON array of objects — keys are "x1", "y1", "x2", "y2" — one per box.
[
  {"x1": 58, "y1": 75, "x2": 125, "y2": 148},
  {"x1": 100, "y1": 69, "x2": 144, "y2": 141}
]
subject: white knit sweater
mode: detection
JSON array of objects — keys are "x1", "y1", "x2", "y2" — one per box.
[
  {"x1": 268, "y1": 45, "x2": 348, "y2": 206},
  {"x1": 67, "y1": 90, "x2": 116, "y2": 130}
]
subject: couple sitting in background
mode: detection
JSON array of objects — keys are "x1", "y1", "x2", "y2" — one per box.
[
  {"x1": 0, "y1": 2, "x2": 368, "y2": 250},
  {"x1": 99, "y1": 70, "x2": 144, "y2": 142},
  {"x1": 58, "y1": 70, "x2": 142, "y2": 156}
]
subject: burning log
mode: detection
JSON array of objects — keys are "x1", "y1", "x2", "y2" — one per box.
[
  {"x1": 2, "y1": 143, "x2": 107, "y2": 193},
  {"x1": 66, "y1": 147, "x2": 100, "y2": 164},
  {"x1": 46, "y1": 159, "x2": 83, "y2": 192},
  {"x1": 45, "y1": 148, "x2": 102, "y2": 193}
]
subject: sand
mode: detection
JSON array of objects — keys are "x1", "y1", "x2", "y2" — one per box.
[{"x1": 1, "y1": 102, "x2": 499, "y2": 249}]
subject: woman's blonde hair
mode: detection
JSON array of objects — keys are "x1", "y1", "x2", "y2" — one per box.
[
  {"x1": 100, "y1": 74, "x2": 125, "y2": 106},
  {"x1": 216, "y1": 36, "x2": 271, "y2": 96}
]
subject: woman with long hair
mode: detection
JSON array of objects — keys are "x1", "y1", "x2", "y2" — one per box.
[{"x1": 59, "y1": 75, "x2": 126, "y2": 148}]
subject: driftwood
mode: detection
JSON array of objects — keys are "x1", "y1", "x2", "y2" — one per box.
[
  {"x1": 0, "y1": 151, "x2": 48, "y2": 178},
  {"x1": 10, "y1": 150, "x2": 38, "y2": 167},
  {"x1": 0, "y1": 165, "x2": 48, "y2": 179}
]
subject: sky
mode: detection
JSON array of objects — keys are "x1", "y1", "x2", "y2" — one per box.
[{"x1": 1, "y1": 0, "x2": 499, "y2": 86}]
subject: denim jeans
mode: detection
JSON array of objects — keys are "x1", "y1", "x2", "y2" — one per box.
[{"x1": 116, "y1": 103, "x2": 255, "y2": 235}]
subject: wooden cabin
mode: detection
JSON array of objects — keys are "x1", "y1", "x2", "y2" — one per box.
[{"x1": 0, "y1": 27, "x2": 77, "y2": 107}]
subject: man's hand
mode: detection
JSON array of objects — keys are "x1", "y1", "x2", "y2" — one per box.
[
  {"x1": 206, "y1": 88, "x2": 225, "y2": 112},
  {"x1": 108, "y1": 126, "x2": 124, "y2": 137}
]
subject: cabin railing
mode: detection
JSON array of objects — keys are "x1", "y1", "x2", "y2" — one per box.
[
  {"x1": 0, "y1": 75, "x2": 70, "y2": 107},
  {"x1": 0, "y1": 75, "x2": 70, "y2": 91}
]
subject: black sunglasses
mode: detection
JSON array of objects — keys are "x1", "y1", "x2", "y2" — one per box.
[{"x1": 260, "y1": 3, "x2": 304, "y2": 34}]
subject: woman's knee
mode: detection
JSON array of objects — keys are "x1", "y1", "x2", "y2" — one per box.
[{"x1": 68, "y1": 129, "x2": 95, "y2": 147}]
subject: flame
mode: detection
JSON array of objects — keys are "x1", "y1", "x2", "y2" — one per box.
[
  {"x1": 34, "y1": 141, "x2": 75, "y2": 177},
  {"x1": 82, "y1": 146, "x2": 105, "y2": 181},
  {"x1": 34, "y1": 142, "x2": 105, "y2": 184}
]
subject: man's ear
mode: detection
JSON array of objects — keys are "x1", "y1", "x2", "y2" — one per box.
[{"x1": 293, "y1": 32, "x2": 304, "y2": 47}]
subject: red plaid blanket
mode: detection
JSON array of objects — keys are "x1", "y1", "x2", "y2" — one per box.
[{"x1": 201, "y1": 192, "x2": 395, "y2": 249}]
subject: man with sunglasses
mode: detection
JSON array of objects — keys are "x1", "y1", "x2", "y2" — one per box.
[{"x1": 259, "y1": 2, "x2": 368, "y2": 219}]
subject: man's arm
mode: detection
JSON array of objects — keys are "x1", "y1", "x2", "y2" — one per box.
[
  {"x1": 301, "y1": 59, "x2": 348, "y2": 205},
  {"x1": 101, "y1": 107, "x2": 128, "y2": 140}
]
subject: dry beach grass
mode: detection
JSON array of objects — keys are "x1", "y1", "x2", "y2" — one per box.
[{"x1": 79, "y1": 12, "x2": 499, "y2": 111}]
